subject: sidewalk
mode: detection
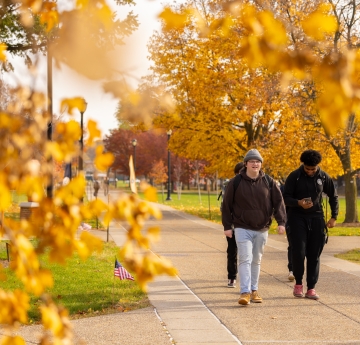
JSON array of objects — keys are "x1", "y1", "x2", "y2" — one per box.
[{"x1": 11, "y1": 189, "x2": 360, "y2": 344}]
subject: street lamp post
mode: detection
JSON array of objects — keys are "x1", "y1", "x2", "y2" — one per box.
[
  {"x1": 79, "y1": 99, "x2": 87, "y2": 203},
  {"x1": 79, "y1": 98, "x2": 87, "y2": 175},
  {"x1": 46, "y1": 39, "x2": 53, "y2": 198},
  {"x1": 132, "y1": 139, "x2": 137, "y2": 172},
  {"x1": 166, "y1": 129, "x2": 172, "y2": 201}
]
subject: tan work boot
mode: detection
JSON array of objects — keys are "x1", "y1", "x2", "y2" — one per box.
[
  {"x1": 250, "y1": 290, "x2": 263, "y2": 303},
  {"x1": 238, "y1": 293, "x2": 250, "y2": 305}
]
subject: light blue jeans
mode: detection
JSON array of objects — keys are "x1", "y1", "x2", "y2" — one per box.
[{"x1": 234, "y1": 228, "x2": 268, "y2": 294}]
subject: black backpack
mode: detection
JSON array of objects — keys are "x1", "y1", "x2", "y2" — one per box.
[{"x1": 218, "y1": 174, "x2": 273, "y2": 212}]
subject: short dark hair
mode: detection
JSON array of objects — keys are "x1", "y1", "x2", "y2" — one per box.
[
  {"x1": 234, "y1": 162, "x2": 244, "y2": 174},
  {"x1": 300, "y1": 150, "x2": 322, "y2": 166}
]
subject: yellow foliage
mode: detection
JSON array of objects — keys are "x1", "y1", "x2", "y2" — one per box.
[
  {"x1": 39, "y1": 1, "x2": 59, "y2": 31},
  {"x1": 301, "y1": 4, "x2": 337, "y2": 41},
  {"x1": 0, "y1": 289, "x2": 29, "y2": 324},
  {"x1": 87, "y1": 119, "x2": 101, "y2": 146},
  {"x1": 142, "y1": 183, "x2": 158, "y2": 203},
  {"x1": 60, "y1": 97, "x2": 87, "y2": 115},
  {"x1": 94, "y1": 145, "x2": 114, "y2": 171},
  {"x1": 158, "y1": 7, "x2": 191, "y2": 31},
  {"x1": 40, "y1": 297, "x2": 72, "y2": 342},
  {"x1": 78, "y1": 231, "x2": 103, "y2": 259},
  {"x1": 0, "y1": 42, "x2": 7, "y2": 61},
  {"x1": 0, "y1": 336, "x2": 26, "y2": 345}
]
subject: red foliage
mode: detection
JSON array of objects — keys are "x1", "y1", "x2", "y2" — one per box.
[{"x1": 103, "y1": 129, "x2": 168, "y2": 177}]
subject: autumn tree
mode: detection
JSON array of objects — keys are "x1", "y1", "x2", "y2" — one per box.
[
  {"x1": 253, "y1": 0, "x2": 360, "y2": 222},
  {"x1": 103, "y1": 128, "x2": 169, "y2": 178},
  {"x1": 149, "y1": 160, "x2": 168, "y2": 201},
  {"x1": 142, "y1": 0, "x2": 294, "y2": 178},
  {"x1": 143, "y1": 0, "x2": 360, "y2": 222}
]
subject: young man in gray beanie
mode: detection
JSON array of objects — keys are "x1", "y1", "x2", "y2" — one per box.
[{"x1": 222, "y1": 149, "x2": 286, "y2": 305}]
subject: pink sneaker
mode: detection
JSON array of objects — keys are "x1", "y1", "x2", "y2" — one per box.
[
  {"x1": 293, "y1": 284, "x2": 303, "y2": 297},
  {"x1": 305, "y1": 289, "x2": 319, "y2": 300}
]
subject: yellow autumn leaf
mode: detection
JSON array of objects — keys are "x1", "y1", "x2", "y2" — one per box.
[
  {"x1": 147, "y1": 226, "x2": 161, "y2": 242},
  {"x1": 87, "y1": 119, "x2": 101, "y2": 146},
  {"x1": 158, "y1": 7, "x2": 190, "y2": 31},
  {"x1": 60, "y1": 97, "x2": 87, "y2": 115},
  {"x1": 57, "y1": 120, "x2": 81, "y2": 140},
  {"x1": 40, "y1": 304, "x2": 64, "y2": 335},
  {"x1": 94, "y1": 146, "x2": 114, "y2": 171},
  {"x1": 0, "y1": 42, "x2": 7, "y2": 62},
  {"x1": 39, "y1": 1, "x2": 59, "y2": 32},
  {"x1": 0, "y1": 183, "x2": 11, "y2": 212},
  {"x1": 259, "y1": 11, "x2": 288, "y2": 46},
  {"x1": 76, "y1": 0, "x2": 89, "y2": 8},
  {"x1": 0, "y1": 336, "x2": 26, "y2": 345},
  {"x1": 140, "y1": 182, "x2": 158, "y2": 202},
  {"x1": 80, "y1": 231, "x2": 103, "y2": 254},
  {"x1": 301, "y1": 4, "x2": 337, "y2": 41}
]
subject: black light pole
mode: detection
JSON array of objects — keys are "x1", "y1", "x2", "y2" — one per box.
[
  {"x1": 166, "y1": 129, "x2": 172, "y2": 201},
  {"x1": 132, "y1": 139, "x2": 137, "y2": 172},
  {"x1": 79, "y1": 99, "x2": 87, "y2": 202},
  {"x1": 79, "y1": 98, "x2": 87, "y2": 175},
  {"x1": 46, "y1": 39, "x2": 53, "y2": 198}
]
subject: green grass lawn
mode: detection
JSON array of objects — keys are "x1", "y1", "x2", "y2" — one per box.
[
  {"x1": 335, "y1": 248, "x2": 360, "y2": 265},
  {"x1": 0, "y1": 241, "x2": 148, "y2": 323},
  {"x1": 144, "y1": 191, "x2": 360, "y2": 236},
  {"x1": 3, "y1": 191, "x2": 104, "y2": 229}
]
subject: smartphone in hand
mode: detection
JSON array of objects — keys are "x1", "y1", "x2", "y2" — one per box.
[{"x1": 304, "y1": 197, "x2": 312, "y2": 204}]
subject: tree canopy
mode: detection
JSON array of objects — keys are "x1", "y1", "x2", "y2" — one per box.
[{"x1": 116, "y1": 0, "x2": 360, "y2": 221}]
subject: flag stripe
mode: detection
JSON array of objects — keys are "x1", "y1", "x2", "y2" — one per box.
[{"x1": 114, "y1": 259, "x2": 134, "y2": 281}]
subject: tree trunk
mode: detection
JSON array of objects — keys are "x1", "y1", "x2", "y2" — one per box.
[
  {"x1": 329, "y1": 113, "x2": 358, "y2": 223},
  {"x1": 343, "y1": 172, "x2": 358, "y2": 223},
  {"x1": 337, "y1": 143, "x2": 358, "y2": 223}
]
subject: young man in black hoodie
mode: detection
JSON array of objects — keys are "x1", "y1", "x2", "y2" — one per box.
[
  {"x1": 283, "y1": 150, "x2": 338, "y2": 300},
  {"x1": 222, "y1": 149, "x2": 286, "y2": 306}
]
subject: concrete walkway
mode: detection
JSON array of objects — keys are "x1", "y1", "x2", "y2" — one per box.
[{"x1": 9, "y1": 189, "x2": 360, "y2": 344}]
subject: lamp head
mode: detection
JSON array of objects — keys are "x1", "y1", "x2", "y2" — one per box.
[
  {"x1": 132, "y1": 139, "x2": 137, "y2": 147},
  {"x1": 167, "y1": 129, "x2": 172, "y2": 136},
  {"x1": 80, "y1": 98, "x2": 87, "y2": 113}
]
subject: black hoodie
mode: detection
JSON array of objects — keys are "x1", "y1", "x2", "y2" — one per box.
[
  {"x1": 283, "y1": 165, "x2": 338, "y2": 219},
  {"x1": 222, "y1": 170, "x2": 286, "y2": 231}
]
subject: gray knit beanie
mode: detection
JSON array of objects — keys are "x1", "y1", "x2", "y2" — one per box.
[{"x1": 244, "y1": 149, "x2": 263, "y2": 163}]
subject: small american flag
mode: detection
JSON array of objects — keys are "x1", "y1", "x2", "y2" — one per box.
[{"x1": 114, "y1": 259, "x2": 134, "y2": 281}]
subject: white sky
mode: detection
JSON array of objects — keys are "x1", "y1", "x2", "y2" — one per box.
[{"x1": 4, "y1": 0, "x2": 167, "y2": 136}]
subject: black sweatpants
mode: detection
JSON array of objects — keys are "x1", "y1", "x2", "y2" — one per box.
[
  {"x1": 287, "y1": 215, "x2": 326, "y2": 290},
  {"x1": 226, "y1": 234, "x2": 237, "y2": 280}
]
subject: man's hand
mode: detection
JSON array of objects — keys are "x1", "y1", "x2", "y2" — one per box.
[
  {"x1": 277, "y1": 225, "x2": 285, "y2": 234},
  {"x1": 224, "y1": 230, "x2": 233, "y2": 238},
  {"x1": 326, "y1": 218, "x2": 336, "y2": 228},
  {"x1": 298, "y1": 198, "x2": 313, "y2": 209}
]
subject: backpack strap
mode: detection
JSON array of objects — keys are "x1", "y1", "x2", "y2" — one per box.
[
  {"x1": 231, "y1": 174, "x2": 242, "y2": 211},
  {"x1": 233, "y1": 173, "x2": 272, "y2": 202},
  {"x1": 232, "y1": 174, "x2": 242, "y2": 204},
  {"x1": 264, "y1": 174, "x2": 273, "y2": 190}
]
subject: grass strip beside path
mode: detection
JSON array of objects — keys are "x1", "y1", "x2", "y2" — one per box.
[
  {"x1": 0, "y1": 241, "x2": 148, "y2": 323},
  {"x1": 335, "y1": 248, "x2": 360, "y2": 265},
  {"x1": 149, "y1": 192, "x2": 360, "y2": 236}
]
